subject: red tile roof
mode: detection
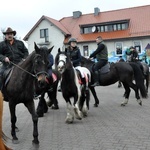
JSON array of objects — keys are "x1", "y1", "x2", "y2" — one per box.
[{"x1": 23, "y1": 5, "x2": 150, "y2": 44}]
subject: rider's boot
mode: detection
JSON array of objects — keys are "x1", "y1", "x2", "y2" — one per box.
[{"x1": 90, "y1": 71, "x2": 99, "y2": 87}]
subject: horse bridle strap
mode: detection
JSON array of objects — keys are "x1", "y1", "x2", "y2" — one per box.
[{"x1": 10, "y1": 61, "x2": 48, "y2": 78}]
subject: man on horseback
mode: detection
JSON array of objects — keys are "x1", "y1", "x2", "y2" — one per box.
[
  {"x1": 89, "y1": 36, "x2": 108, "y2": 87},
  {"x1": 126, "y1": 46, "x2": 139, "y2": 62},
  {"x1": 0, "y1": 27, "x2": 29, "y2": 90}
]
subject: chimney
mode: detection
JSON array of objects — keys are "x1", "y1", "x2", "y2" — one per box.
[
  {"x1": 73, "y1": 11, "x2": 82, "y2": 18},
  {"x1": 94, "y1": 7, "x2": 100, "y2": 16}
]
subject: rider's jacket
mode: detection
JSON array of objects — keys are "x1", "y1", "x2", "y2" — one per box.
[
  {"x1": 0, "y1": 38, "x2": 29, "y2": 67},
  {"x1": 89, "y1": 41, "x2": 108, "y2": 61},
  {"x1": 66, "y1": 46, "x2": 82, "y2": 67}
]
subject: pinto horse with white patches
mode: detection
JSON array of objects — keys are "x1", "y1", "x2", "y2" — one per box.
[{"x1": 55, "y1": 49, "x2": 91, "y2": 123}]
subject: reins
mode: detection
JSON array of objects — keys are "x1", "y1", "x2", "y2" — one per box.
[{"x1": 10, "y1": 61, "x2": 36, "y2": 78}]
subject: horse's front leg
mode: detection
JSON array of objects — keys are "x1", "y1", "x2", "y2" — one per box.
[
  {"x1": 121, "y1": 83, "x2": 131, "y2": 106},
  {"x1": 74, "y1": 94, "x2": 83, "y2": 120},
  {"x1": 36, "y1": 93, "x2": 48, "y2": 117},
  {"x1": 89, "y1": 86, "x2": 99, "y2": 107},
  {"x1": 24, "y1": 101, "x2": 39, "y2": 145},
  {"x1": 65, "y1": 101, "x2": 74, "y2": 123},
  {"x1": 9, "y1": 102, "x2": 19, "y2": 144}
]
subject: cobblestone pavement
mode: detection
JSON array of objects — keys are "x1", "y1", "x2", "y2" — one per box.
[{"x1": 2, "y1": 83, "x2": 150, "y2": 150}]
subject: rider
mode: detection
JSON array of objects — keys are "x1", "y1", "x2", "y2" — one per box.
[
  {"x1": 66, "y1": 37, "x2": 88, "y2": 88},
  {"x1": 0, "y1": 27, "x2": 29, "y2": 90},
  {"x1": 126, "y1": 46, "x2": 139, "y2": 62},
  {"x1": 89, "y1": 36, "x2": 108, "y2": 87}
]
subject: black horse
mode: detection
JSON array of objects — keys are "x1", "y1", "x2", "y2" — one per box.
[
  {"x1": 55, "y1": 49, "x2": 91, "y2": 123},
  {"x1": 1, "y1": 43, "x2": 52, "y2": 145},
  {"x1": 118, "y1": 61, "x2": 149, "y2": 92},
  {"x1": 140, "y1": 62, "x2": 149, "y2": 92},
  {"x1": 81, "y1": 56, "x2": 147, "y2": 107},
  {"x1": 36, "y1": 69, "x2": 61, "y2": 117}
]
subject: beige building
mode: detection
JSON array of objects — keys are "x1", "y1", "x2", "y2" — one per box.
[{"x1": 23, "y1": 5, "x2": 150, "y2": 61}]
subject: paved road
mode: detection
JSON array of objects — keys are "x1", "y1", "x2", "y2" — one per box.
[{"x1": 2, "y1": 83, "x2": 150, "y2": 150}]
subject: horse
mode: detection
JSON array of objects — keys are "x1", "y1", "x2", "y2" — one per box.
[
  {"x1": 0, "y1": 92, "x2": 12, "y2": 150},
  {"x1": 1, "y1": 43, "x2": 52, "y2": 145},
  {"x1": 55, "y1": 49, "x2": 91, "y2": 123},
  {"x1": 81, "y1": 56, "x2": 147, "y2": 107},
  {"x1": 117, "y1": 61, "x2": 149, "y2": 92},
  {"x1": 140, "y1": 62, "x2": 149, "y2": 93},
  {"x1": 36, "y1": 69, "x2": 61, "y2": 117}
]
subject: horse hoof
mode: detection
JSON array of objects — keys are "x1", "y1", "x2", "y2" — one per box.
[
  {"x1": 93, "y1": 104, "x2": 98, "y2": 107},
  {"x1": 65, "y1": 118, "x2": 74, "y2": 124},
  {"x1": 12, "y1": 139, "x2": 19, "y2": 144},
  {"x1": 47, "y1": 101, "x2": 53, "y2": 107},
  {"x1": 121, "y1": 103, "x2": 126, "y2": 106},
  {"x1": 51, "y1": 105, "x2": 59, "y2": 109},
  {"x1": 139, "y1": 102, "x2": 142, "y2": 106},
  {"x1": 32, "y1": 139, "x2": 39, "y2": 145}
]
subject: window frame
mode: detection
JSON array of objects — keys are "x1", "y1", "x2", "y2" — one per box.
[{"x1": 115, "y1": 42, "x2": 123, "y2": 56}]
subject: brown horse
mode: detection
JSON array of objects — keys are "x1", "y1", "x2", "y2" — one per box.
[{"x1": 0, "y1": 92, "x2": 12, "y2": 150}]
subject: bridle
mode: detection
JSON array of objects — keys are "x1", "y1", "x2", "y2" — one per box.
[
  {"x1": 10, "y1": 59, "x2": 48, "y2": 80},
  {"x1": 57, "y1": 54, "x2": 67, "y2": 69}
]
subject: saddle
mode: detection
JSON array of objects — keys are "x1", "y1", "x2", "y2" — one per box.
[
  {"x1": 98, "y1": 63, "x2": 110, "y2": 74},
  {"x1": 75, "y1": 69, "x2": 88, "y2": 85}
]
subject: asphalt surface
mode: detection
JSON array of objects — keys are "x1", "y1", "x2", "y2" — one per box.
[{"x1": 2, "y1": 83, "x2": 150, "y2": 150}]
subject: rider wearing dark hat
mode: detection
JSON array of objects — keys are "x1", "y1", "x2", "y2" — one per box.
[{"x1": 0, "y1": 27, "x2": 29, "y2": 89}]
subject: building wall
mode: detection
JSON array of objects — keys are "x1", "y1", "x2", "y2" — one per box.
[
  {"x1": 27, "y1": 19, "x2": 150, "y2": 62},
  {"x1": 27, "y1": 20, "x2": 65, "y2": 58},
  {"x1": 77, "y1": 37, "x2": 150, "y2": 57}
]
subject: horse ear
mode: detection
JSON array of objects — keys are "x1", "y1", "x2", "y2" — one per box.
[
  {"x1": 58, "y1": 48, "x2": 61, "y2": 53},
  {"x1": 48, "y1": 46, "x2": 54, "y2": 53},
  {"x1": 34, "y1": 42, "x2": 40, "y2": 53}
]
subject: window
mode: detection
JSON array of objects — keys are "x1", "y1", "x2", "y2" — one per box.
[
  {"x1": 107, "y1": 25, "x2": 113, "y2": 31},
  {"x1": 40, "y1": 28, "x2": 49, "y2": 42},
  {"x1": 100, "y1": 26, "x2": 104, "y2": 32},
  {"x1": 117, "y1": 24, "x2": 121, "y2": 30},
  {"x1": 121, "y1": 23, "x2": 128, "y2": 30},
  {"x1": 115, "y1": 42, "x2": 123, "y2": 56},
  {"x1": 83, "y1": 45, "x2": 89, "y2": 57},
  {"x1": 133, "y1": 41, "x2": 141, "y2": 53},
  {"x1": 83, "y1": 27, "x2": 92, "y2": 34},
  {"x1": 113, "y1": 24, "x2": 117, "y2": 31}
]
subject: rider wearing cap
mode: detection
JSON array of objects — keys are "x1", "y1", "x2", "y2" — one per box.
[
  {"x1": 0, "y1": 27, "x2": 29, "y2": 90},
  {"x1": 66, "y1": 37, "x2": 88, "y2": 88},
  {"x1": 66, "y1": 37, "x2": 82, "y2": 67}
]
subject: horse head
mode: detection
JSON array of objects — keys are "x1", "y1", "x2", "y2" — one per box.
[
  {"x1": 34, "y1": 42, "x2": 54, "y2": 88},
  {"x1": 55, "y1": 48, "x2": 72, "y2": 74}
]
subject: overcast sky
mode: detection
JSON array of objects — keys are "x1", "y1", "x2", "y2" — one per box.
[{"x1": 1, "y1": 0, "x2": 150, "y2": 39}]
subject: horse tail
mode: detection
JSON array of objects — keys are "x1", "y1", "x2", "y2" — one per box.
[{"x1": 129, "y1": 62, "x2": 147, "y2": 98}]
